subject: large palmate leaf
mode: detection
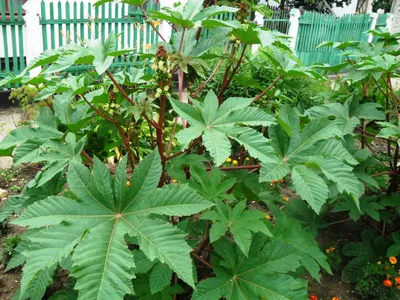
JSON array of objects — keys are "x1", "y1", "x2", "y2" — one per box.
[
  {"x1": 266, "y1": 207, "x2": 332, "y2": 281},
  {"x1": 189, "y1": 166, "x2": 236, "y2": 202},
  {"x1": 307, "y1": 100, "x2": 385, "y2": 135},
  {"x1": 192, "y1": 235, "x2": 307, "y2": 300},
  {"x1": 148, "y1": 0, "x2": 239, "y2": 29},
  {"x1": 202, "y1": 201, "x2": 272, "y2": 256},
  {"x1": 0, "y1": 107, "x2": 62, "y2": 154},
  {"x1": 12, "y1": 150, "x2": 213, "y2": 300},
  {"x1": 170, "y1": 90, "x2": 276, "y2": 166},
  {"x1": 260, "y1": 105, "x2": 362, "y2": 213}
]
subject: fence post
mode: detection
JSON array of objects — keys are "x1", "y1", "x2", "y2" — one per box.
[
  {"x1": 252, "y1": 11, "x2": 264, "y2": 53},
  {"x1": 387, "y1": 13, "x2": 394, "y2": 33},
  {"x1": 369, "y1": 12, "x2": 378, "y2": 42},
  {"x1": 288, "y1": 8, "x2": 300, "y2": 51},
  {"x1": 23, "y1": 0, "x2": 43, "y2": 77}
]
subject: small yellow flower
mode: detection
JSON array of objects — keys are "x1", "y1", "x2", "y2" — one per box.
[
  {"x1": 283, "y1": 197, "x2": 289, "y2": 202},
  {"x1": 378, "y1": 261, "x2": 382, "y2": 265},
  {"x1": 126, "y1": 181, "x2": 131, "y2": 187},
  {"x1": 152, "y1": 20, "x2": 161, "y2": 27},
  {"x1": 57, "y1": 192, "x2": 62, "y2": 196},
  {"x1": 326, "y1": 249, "x2": 331, "y2": 254},
  {"x1": 330, "y1": 247, "x2": 335, "y2": 252},
  {"x1": 264, "y1": 215, "x2": 271, "y2": 220},
  {"x1": 172, "y1": 179, "x2": 177, "y2": 183},
  {"x1": 226, "y1": 157, "x2": 232, "y2": 163},
  {"x1": 232, "y1": 160, "x2": 238, "y2": 165},
  {"x1": 245, "y1": 157, "x2": 250, "y2": 161},
  {"x1": 145, "y1": 43, "x2": 151, "y2": 50},
  {"x1": 389, "y1": 256, "x2": 397, "y2": 265}
]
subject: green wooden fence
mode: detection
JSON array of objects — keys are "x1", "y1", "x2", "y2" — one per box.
[
  {"x1": 263, "y1": 9, "x2": 290, "y2": 34},
  {"x1": 0, "y1": 0, "x2": 25, "y2": 88},
  {"x1": 295, "y1": 12, "x2": 373, "y2": 66},
  {"x1": 39, "y1": 0, "x2": 159, "y2": 75}
]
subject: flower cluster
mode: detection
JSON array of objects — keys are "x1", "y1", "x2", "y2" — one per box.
[
  {"x1": 155, "y1": 85, "x2": 170, "y2": 99},
  {"x1": 102, "y1": 102, "x2": 121, "y2": 115},
  {"x1": 228, "y1": 35, "x2": 242, "y2": 48},
  {"x1": 151, "y1": 45, "x2": 172, "y2": 98}
]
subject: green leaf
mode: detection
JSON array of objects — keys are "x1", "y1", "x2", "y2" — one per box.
[
  {"x1": 189, "y1": 166, "x2": 236, "y2": 202},
  {"x1": 149, "y1": 262, "x2": 173, "y2": 294},
  {"x1": 88, "y1": 33, "x2": 116, "y2": 75},
  {"x1": 259, "y1": 160, "x2": 290, "y2": 182},
  {"x1": 307, "y1": 103, "x2": 360, "y2": 135},
  {"x1": 125, "y1": 216, "x2": 196, "y2": 288},
  {"x1": 72, "y1": 220, "x2": 135, "y2": 299},
  {"x1": 292, "y1": 165, "x2": 328, "y2": 214},
  {"x1": 127, "y1": 184, "x2": 214, "y2": 216},
  {"x1": 268, "y1": 212, "x2": 331, "y2": 281},
  {"x1": 202, "y1": 201, "x2": 272, "y2": 256},
  {"x1": 193, "y1": 236, "x2": 307, "y2": 300},
  {"x1": 0, "y1": 127, "x2": 61, "y2": 151},
  {"x1": 314, "y1": 157, "x2": 363, "y2": 206},
  {"x1": 171, "y1": 91, "x2": 275, "y2": 166},
  {"x1": 12, "y1": 149, "x2": 212, "y2": 299},
  {"x1": 19, "y1": 224, "x2": 85, "y2": 300},
  {"x1": 286, "y1": 118, "x2": 341, "y2": 160}
]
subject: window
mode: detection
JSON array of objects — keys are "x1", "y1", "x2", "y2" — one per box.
[{"x1": 4, "y1": 0, "x2": 27, "y2": 14}]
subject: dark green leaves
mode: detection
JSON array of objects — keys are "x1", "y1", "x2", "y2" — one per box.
[{"x1": 193, "y1": 236, "x2": 308, "y2": 300}]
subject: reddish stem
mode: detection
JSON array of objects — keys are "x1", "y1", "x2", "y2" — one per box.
[
  {"x1": 114, "y1": 118, "x2": 135, "y2": 171},
  {"x1": 140, "y1": 4, "x2": 167, "y2": 42},
  {"x1": 191, "y1": 42, "x2": 230, "y2": 98},
  {"x1": 82, "y1": 150, "x2": 94, "y2": 163},
  {"x1": 253, "y1": 76, "x2": 281, "y2": 103}
]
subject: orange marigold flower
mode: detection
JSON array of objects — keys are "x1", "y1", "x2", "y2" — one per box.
[
  {"x1": 395, "y1": 276, "x2": 400, "y2": 285},
  {"x1": 279, "y1": 178, "x2": 284, "y2": 183},
  {"x1": 309, "y1": 295, "x2": 318, "y2": 300},
  {"x1": 126, "y1": 181, "x2": 131, "y2": 187},
  {"x1": 398, "y1": 286, "x2": 400, "y2": 290},
  {"x1": 271, "y1": 180, "x2": 278, "y2": 184},
  {"x1": 326, "y1": 249, "x2": 331, "y2": 254},
  {"x1": 332, "y1": 297, "x2": 340, "y2": 300},
  {"x1": 390, "y1": 256, "x2": 397, "y2": 265},
  {"x1": 384, "y1": 279, "x2": 393, "y2": 287}
]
